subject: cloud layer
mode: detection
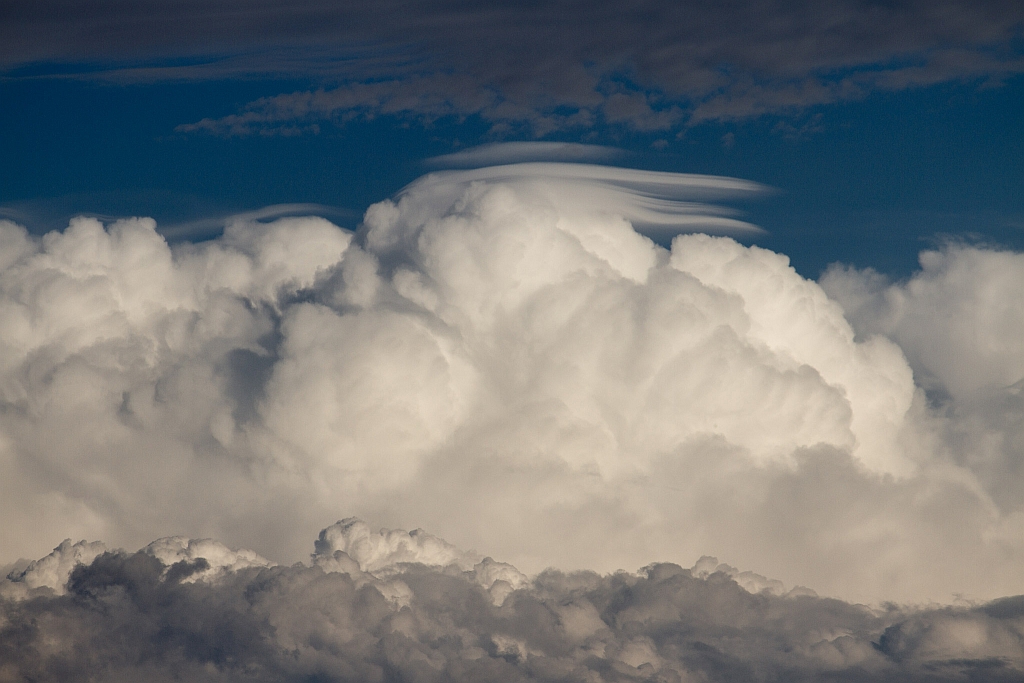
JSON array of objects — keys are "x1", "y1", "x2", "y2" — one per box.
[
  {"x1": 1, "y1": 163, "x2": 1024, "y2": 605},
  {"x1": 5, "y1": 1, "x2": 1022, "y2": 131},
  {"x1": 4, "y1": 520, "x2": 1024, "y2": 683}
]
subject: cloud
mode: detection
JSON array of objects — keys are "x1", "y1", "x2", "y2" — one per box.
[
  {"x1": 6, "y1": 2, "x2": 1021, "y2": 131},
  {"x1": 3, "y1": 521, "x2": 1024, "y2": 682},
  {"x1": 1, "y1": 164, "x2": 1024, "y2": 605},
  {"x1": 172, "y1": 77, "x2": 603, "y2": 138},
  {"x1": 313, "y1": 518, "x2": 482, "y2": 574},
  {"x1": 0, "y1": 539, "x2": 106, "y2": 599},
  {"x1": 822, "y1": 245, "x2": 1024, "y2": 402},
  {"x1": 158, "y1": 203, "x2": 360, "y2": 241},
  {"x1": 396, "y1": 162, "x2": 770, "y2": 236},
  {"x1": 822, "y1": 245, "x2": 1024, "y2": 514},
  {"x1": 425, "y1": 142, "x2": 628, "y2": 169}
]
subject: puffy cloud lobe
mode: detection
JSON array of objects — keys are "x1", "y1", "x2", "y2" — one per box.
[
  {"x1": 0, "y1": 539, "x2": 106, "y2": 599},
  {"x1": 143, "y1": 537, "x2": 272, "y2": 582},
  {"x1": 2, "y1": 523, "x2": 1023, "y2": 682},
  {"x1": 671, "y1": 235, "x2": 915, "y2": 474},
  {"x1": 0, "y1": 535, "x2": 271, "y2": 600},
  {"x1": 821, "y1": 247, "x2": 1024, "y2": 522},
  {"x1": 0, "y1": 164, "x2": 1023, "y2": 602},
  {"x1": 0, "y1": 213, "x2": 351, "y2": 563},
  {"x1": 312, "y1": 519, "x2": 529, "y2": 607},
  {"x1": 314, "y1": 518, "x2": 482, "y2": 574},
  {"x1": 822, "y1": 246, "x2": 1024, "y2": 402}
]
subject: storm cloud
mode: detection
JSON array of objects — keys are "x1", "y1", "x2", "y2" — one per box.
[
  {"x1": 3, "y1": 520, "x2": 1024, "y2": 683},
  {"x1": 3, "y1": 1, "x2": 1022, "y2": 132},
  {"x1": 1, "y1": 163, "x2": 1024, "y2": 607}
]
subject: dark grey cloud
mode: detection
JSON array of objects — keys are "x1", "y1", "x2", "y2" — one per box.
[
  {"x1": 3, "y1": 525, "x2": 1024, "y2": 683},
  {"x1": 3, "y1": 1, "x2": 1022, "y2": 132}
]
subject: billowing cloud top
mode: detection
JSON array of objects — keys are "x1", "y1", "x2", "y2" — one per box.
[
  {"x1": 1, "y1": 163, "x2": 1024, "y2": 611},
  {"x1": 313, "y1": 518, "x2": 482, "y2": 574},
  {"x1": 6, "y1": 1, "x2": 1021, "y2": 133}
]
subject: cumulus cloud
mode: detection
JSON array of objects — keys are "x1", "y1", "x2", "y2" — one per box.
[
  {"x1": 822, "y1": 245, "x2": 1024, "y2": 514},
  {"x1": 2, "y1": 521, "x2": 1024, "y2": 682},
  {"x1": 5, "y1": 1, "x2": 1021, "y2": 132},
  {"x1": 1, "y1": 164, "x2": 1024, "y2": 606},
  {"x1": 0, "y1": 539, "x2": 106, "y2": 599},
  {"x1": 822, "y1": 245, "x2": 1024, "y2": 402},
  {"x1": 313, "y1": 518, "x2": 482, "y2": 574}
]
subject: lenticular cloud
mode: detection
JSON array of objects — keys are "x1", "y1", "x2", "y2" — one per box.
[{"x1": 1, "y1": 163, "x2": 1023, "y2": 608}]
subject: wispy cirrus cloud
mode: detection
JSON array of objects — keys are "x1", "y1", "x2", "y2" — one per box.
[
  {"x1": 424, "y1": 142, "x2": 629, "y2": 169},
  {"x1": 5, "y1": 1, "x2": 1022, "y2": 133}
]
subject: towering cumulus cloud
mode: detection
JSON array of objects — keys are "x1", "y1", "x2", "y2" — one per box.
[{"x1": 1, "y1": 163, "x2": 1023, "y2": 613}]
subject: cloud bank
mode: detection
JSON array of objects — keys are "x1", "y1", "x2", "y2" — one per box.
[
  {"x1": 4, "y1": 520, "x2": 1024, "y2": 683},
  {"x1": 1, "y1": 163, "x2": 1024, "y2": 607},
  {"x1": 5, "y1": 1, "x2": 1022, "y2": 132}
]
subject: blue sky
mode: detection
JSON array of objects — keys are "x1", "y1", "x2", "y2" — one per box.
[{"x1": 2, "y1": 1, "x2": 1022, "y2": 278}]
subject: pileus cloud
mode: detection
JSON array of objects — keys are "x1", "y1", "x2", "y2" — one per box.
[{"x1": 0, "y1": 163, "x2": 1023, "y2": 610}]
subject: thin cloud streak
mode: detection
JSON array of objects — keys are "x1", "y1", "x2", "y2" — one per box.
[
  {"x1": 6, "y1": 2, "x2": 1021, "y2": 131},
  {"x1": 399, "y1": 162, "x2": 770, "y2": 235},
  {"x1": 425, "y1": 142, "x2": 629, "y2": 169}
]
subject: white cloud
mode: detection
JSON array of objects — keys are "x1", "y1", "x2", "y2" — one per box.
[
  {"x1": 0, "y1": 538, "x2": 106, "y2": 598},
  {"x1": 311, "y1": 518, "x2": 528, "y2": 604},
  {"x1": 143, "y1": 536, "x2": 272, "y2": 581},
  {"x1": 313, "y1": 518, "x2": 480, "y2": 574},
  {"x1": 391, "y1": 162, "x2": 770, "y2": 237},
  {"x1": 1, "y1": 165, "x2": 1024, "y2": 604},
  {"x1": 822, "y1": 246, "x2": 1024, "y2": 402},
  {"x1": 822, "y1": 246, "x2": 1024, "y2": 517}
]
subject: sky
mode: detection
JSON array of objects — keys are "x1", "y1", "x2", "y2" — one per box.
[
  {"x1": 3, "y1": 0, "x2": 1023, "y2": 275},
  {"x1": 2, "y1": 2, "x2": 1024, "y2": 681}
]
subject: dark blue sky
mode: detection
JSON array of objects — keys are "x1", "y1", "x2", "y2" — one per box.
[{"x1": 2, "y1": 0, "x2": 1022, "y2": 278}]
